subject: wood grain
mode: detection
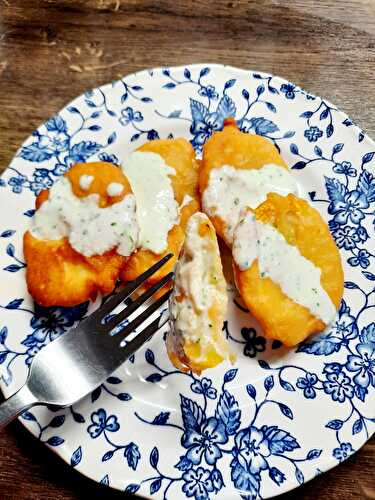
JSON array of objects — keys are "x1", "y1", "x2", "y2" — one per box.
[{"x1": 0, "y1": 1, "x2": 374, "y2": 498}]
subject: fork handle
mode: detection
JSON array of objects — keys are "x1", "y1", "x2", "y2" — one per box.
[{"x1": 0, "y1": 385, "x2": 38, "y2": 430}]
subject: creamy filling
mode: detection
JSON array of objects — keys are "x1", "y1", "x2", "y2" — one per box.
[
  {"x1": 30, "y1": 177, "x2": 138, "y2": 257},
  {"x1": 233, "y1": 213, "x2": 336, "y2": 324},
  {"x1": 122, "y1": 152, "x2": 179, "y2": 254},
  {"x1": 171, "y1": 213, "x2": 228, "y2": 360},
  {"x1": 107, "y1": 182, "x2": 124, "y2": 197},
  {"x1": 79, "y1": 174, "x2": 94, "y2": 191},
  {"x1": 202, "y1": 164, "x2": 300, "y2": 244}
]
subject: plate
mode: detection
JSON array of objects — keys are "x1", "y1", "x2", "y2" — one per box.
[{"x1": 0, "y1": 64, "x2": 374, "y2": 499}]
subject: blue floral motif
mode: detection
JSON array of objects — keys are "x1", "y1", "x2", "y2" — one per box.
[
  {"x1": 182, "y1": 467, "x2": 214, "y2": 500},
  {"x1": 190, "y1": 105, "x2": 223, "y2": 149},
  {"x1": 332, "y1": 226, "x2": 360, "y2": 250},
  {"x1": 329, "y1": 190, "x2": 369, "y2": 225},
  {"x1": 332, "y1": 300, "x2": 358, "y2": 341},
  {"x1": 30, "y1": 305, "x2": 76, "y2": 343},
  {"x1": 280, "y1": 83, "x2": 296, "y2": 99},
  {"x1": 182, "y1": 417, "x2": 228, "y2": 465},
  {"x1": 346, "y1": 344, "x2": 375, "y2": 389},
  {"x1": 8, "y1": 175, "x2": 27, "y2": 194},
  {"x1": 119, "y1": 106, "x2": 143, "y2": 126},
  {"x1": 347, "y1": 249, "x2": 370, "y2": 268},
  {"x1": 191, "y1": 378, "x2": 217, "y2": 400},
  {"x1": 38, "y1": 130, "x2": 70, "y2": 154},
  {"x1": 296, "y1": 373, "x2": 318, "y2": 399},
  {"x1": 241, "y1": 327, "x2": 266, "y2": 358},
  {"x1": 13, "y1": 111, "x2": 107, "y2": 195},
  {"x1": 333, "y1": 161, "x2": 357, "y2": 177},
  {"x1": 323, "y1": 372, "x2": 354, "y2": 402},
  {"x1": 332, "y1": 442, "x2": 353, "y2": 462},
  {"x1": 304, "y1": 126, "x2": 323, "y2": 142},
  {"x1": 232, "y1": 426, "x2": 270, "y2": 474},
  {"x1": 23, "y1": 302, "x2": 88, "y2": 348},
  {"x1": 87, "y1": 408, "x2": 120, "y2": 438},
  {"x1": 198, "y1": 85, "x2": 219, "y2": 100}
]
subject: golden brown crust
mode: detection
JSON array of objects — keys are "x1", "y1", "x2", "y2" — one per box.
[
  {"x1": 233, "y1": 193, "x2": 344, "y2": 346},
  {"x1": 199, "y1": 120, "x2": 288, "y2": 244},
  {"x1": 24, "y1": 162, "x2": 130, "y2": 307},
  {"x1": 120, "y1": 138, "x2": 200, "y2": 294},
  {"x1": 24, "y1": 232, "x2": 126, "y2": 307},
  {"x1": 36, "y1": 161, "x2": 132, "y2": 209}
]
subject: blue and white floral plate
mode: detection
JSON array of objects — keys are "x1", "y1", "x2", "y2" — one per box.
[{"x1": 0, "y1": 64, "x2": 374, "y2": 499}]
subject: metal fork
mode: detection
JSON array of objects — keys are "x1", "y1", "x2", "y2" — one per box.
[{"x1": 0, "y1": 254, "x2": 174, "y2": 430}]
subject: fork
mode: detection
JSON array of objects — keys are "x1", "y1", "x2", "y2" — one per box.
[{"x1": 0, "y1": 254, "x2": 174, "y2": 430}]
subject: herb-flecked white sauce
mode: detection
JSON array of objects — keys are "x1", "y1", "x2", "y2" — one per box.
[{"x1": 232, "y1": 212, "x2": 336, "y2": 324}]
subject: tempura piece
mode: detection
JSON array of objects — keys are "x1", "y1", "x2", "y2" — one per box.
[
  {"x1": 167, "y1": 212, "x2": 233, "y2": 374},
  {"x1": 24, "y1": 162, "x2": 132, "y2": 307},
  {"x1": 233, "y1": 193, "x2": 344, "y2": 346},
  {"x1": 121, "y1": 138, "x2": 200, "y2": 294},
  {"x1": 200, "y1": 118, "x2": 294, "y2": 246}
]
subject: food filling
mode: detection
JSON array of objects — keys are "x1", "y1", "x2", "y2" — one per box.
[{"x1": 169, "y1": 212, "x2": 230, "y2": 370}]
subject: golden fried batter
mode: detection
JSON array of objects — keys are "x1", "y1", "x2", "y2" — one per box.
[
  {"x1": 24, "y1": 162, "x2": 131, "y2": 307},
  {"x1": 233, "y1": 193, "x2": 344, "y2": 346},
  {"x1": 121, "y1": 139, "x2": 200, "y2": 294},
  {"x1": 199, "y1": 118, "x2": 288, "y2": 244},
  {"x1": 167, "y1": 213, "x2": 232, "y2": 374}
]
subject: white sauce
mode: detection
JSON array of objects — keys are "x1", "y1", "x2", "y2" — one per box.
[
  {"x1": 30, "y1": 177, "x2": 138, "y2": 257},
  {"x1": 79, "y1": 174, "x2": 94, "y2": 191},
  {"x1": 122, "y1": 151, "x2": 179, "y2": 254},
  {"x1": 202, "y1": 164, "x2": 300, "y2": 244},
  {"x1": 232, "y1": 213, "x2": 336, "y2": 324},
  {"x1": 171, "y1": 213, "x2": 228, "y2": 359},
  {"x1": 107, "y1": 182, "x2": 124, "y2": 197}
]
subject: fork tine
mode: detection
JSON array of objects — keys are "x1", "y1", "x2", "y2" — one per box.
[
  {"x1": 90, "y1": 253, "x2": 173, "y2": 321},
  {"x1": 112, "y1": 290, "x2": 172, "y2": 345},
  {"x1": 119, "y1": 306, "x2": 170, "y2": 362},
  {"x1": 104, "y1": 271, "x2": 174, "y2": 331}
]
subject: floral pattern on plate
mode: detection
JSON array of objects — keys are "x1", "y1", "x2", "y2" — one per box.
[{"x1": 0, "y1": 64, "x2": 374, "y2": 499}]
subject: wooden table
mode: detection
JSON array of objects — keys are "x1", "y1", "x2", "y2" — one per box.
[{"x1": 0, "y1": 1, "x2": 374, "y2": 498}]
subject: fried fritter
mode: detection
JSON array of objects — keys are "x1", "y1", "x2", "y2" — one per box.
[
  {"x1": 24, "y1": 162, "x2": 131, "y2": 307},
  {"x1": 120, "y1": 138, "x2": 200, "y2": 294},
  {"x1": 167, "y1": 212, "x2": 232, "y2": 374},
  {"x1": 199, "y1": 118, "x2": 288, "y2": 245},
  {"x1": 233, "y1": 193, "x2": 344, "y2": 346}
]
